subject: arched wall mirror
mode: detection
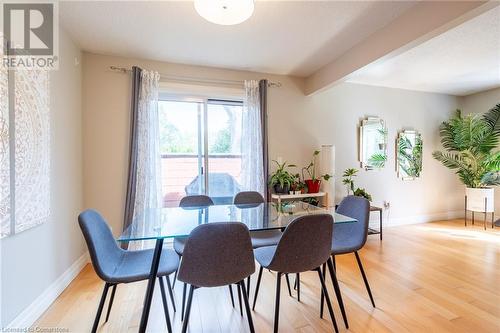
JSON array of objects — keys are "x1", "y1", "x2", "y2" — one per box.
[
  {"x1": 397, "y1": 130, "x2": 423, "y2": 180},
  {"x1": 359, "y1": 117, "x2": 387, "y2": 170}
]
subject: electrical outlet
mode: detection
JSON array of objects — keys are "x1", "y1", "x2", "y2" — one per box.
[{"x1": 383, "y1": 201, "x2": 390, "y2": 210}]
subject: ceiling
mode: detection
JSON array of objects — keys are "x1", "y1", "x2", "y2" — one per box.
[
  {"x1": 346, "y1": 5, "x2": 500, "y2": 96},
  {"x1": 59, "y1": 1, "x2": 416, "y2": 77}
]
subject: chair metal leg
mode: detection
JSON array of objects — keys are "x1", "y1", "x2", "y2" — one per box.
[
  {"x1": 253, "y1": 266, "x2": 263, "y2": 310},
  {"x1": 274, "y1": 273, "x2": 282, "y2": 333},
  {"x1": 320, "y1": 262, "x2": 326, "y2": 318},
  {"x1": 285, "y1": 274, "x2": 292, "y2": 297},
  {"x1": 294, "y1": 275, "x2": 297, "y2": 290},
  {"x1": 159, "y1": 277, "x2": 172, "y2": 333},
  {"x1": 247, "y1": 275, "x2": 251, "y2": 297},
  {"x1": 228, "y1": 285, "x2": 235, "y2": 307},
  {"x1": 327, "y1": 258, "x2": 348, "y2": 328},
  {"x1": 104, "y1": 284, "x2": 116, "y2": 323},
  {"x1": 181, "y1": 282, "x2": 187, "y2": 321},
  {"x1": 332, "y1": 255, "x2": 336, "y2": 271},
  {"x1": 181, "y1": 285, "x2": 195, "y2": 333},
  {"x1": 316, "y1": 268, "x2": 339, "y2": 333},
  {"x1": 165, "y1": 276, "x2": 176, "y2": 312},
  {"x1": 239, "y1": 281, "x2": 255, "y2": 333},
  {"x1": 172, "y1": 269, "x2": 178, "y2": 289},
  {"x1": 355, "y1": 251, "x2": 375, "y2": 307},
  {"x1": 92, "y1": 283, "x2": 110, "y2": 333},
  {"x1": 296, "y1": 273, "x2": 300, "y2": 302},
  {"x1": 237, "y1": 283, "x2": 243, "y2": 316}
]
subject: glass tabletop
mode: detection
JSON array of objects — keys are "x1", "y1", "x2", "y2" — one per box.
[{"x1": 118, "y1": 202, "x2": 357, "y2": 242}]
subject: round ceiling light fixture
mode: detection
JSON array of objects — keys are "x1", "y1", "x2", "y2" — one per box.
[{"x1": 194, "y1": 0, "x2": 254, "y2": 25}]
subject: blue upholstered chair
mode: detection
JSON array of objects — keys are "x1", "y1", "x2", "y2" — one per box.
[
  {"x1": 319, "y1": 195, "x2": 375, "y2": 329},
  {"x1": 178, "y1": 222, "x2": 255, "y2": 333},
  {"x1": 332, "y1": 195, "x2": 375, "y2": 307},
  {"x1": 252, "y1": 214, "x2": 339, "y2": 333},
  {"x1": 78, "y1": 209, "x2": 178, "y2": 333},
  {"x1": 172, "y1": 195, "x2": 215, "y2": 319},
  {"x1": 234, "y1": 191, "x2": 285, "y2": 296}
]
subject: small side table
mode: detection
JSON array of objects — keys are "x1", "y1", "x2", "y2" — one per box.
[{"x1": 368, "y1": 206, "x2": 383, "y2": 240}]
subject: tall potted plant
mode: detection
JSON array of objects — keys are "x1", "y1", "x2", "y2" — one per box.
[
  {"x1": 302, "y1": 150, "x2": 331, "y2": 193},
  {"x1": 433, "y1": 104, "x2": 500, "y2": 212}
]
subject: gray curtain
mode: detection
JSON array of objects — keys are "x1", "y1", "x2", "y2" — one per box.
[
  {"x1": 123, "y1": 66, "x2": 142, "y2": 235},
  {"x1": 258, "y1": 79, "x2": 269, "y2": 201}
]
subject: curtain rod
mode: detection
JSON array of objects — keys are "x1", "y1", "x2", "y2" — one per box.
[{"x1": 109, "y1": 66, "x2": 282, "y2": 88}]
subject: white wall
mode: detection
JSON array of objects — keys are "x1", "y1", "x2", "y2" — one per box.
[
  {"x1": 283, "y1": 83, "x2": 464, "y2": 224},
  {"x1": 461, "y1": 87, "x2": 500, "y2": 217},
  {"x1": 0, "y1": 28, "x2": 85, "y2": 327}
]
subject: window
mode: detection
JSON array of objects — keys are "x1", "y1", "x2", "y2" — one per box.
[{"x1": 158, "y1": 97, "x2": 243, "y2": 207}]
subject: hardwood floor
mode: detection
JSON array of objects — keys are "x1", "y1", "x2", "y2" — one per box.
[{"x1": 35, "y1": 220, "x2": 500, "y2": 332}]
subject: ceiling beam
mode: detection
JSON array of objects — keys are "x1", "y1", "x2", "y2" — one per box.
[{"x1": 304, "y1": 1, "x2": 499, "y2": 96}]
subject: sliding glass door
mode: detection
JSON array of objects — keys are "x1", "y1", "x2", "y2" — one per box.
[
  {"x1": 158, "y1": 97, "x2": 243, "y2": 207},
  {"x1": 206, "y1": 100, "x2": 243, "y2": 204}
]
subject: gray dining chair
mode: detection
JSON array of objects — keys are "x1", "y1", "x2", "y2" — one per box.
[
  {"x1": 78, "y1": 209, "x2": 178, "y2": 333},
  {"x1": 173, "y1": 195, "x2": 215, "y2": 319},
  {"x1": 253, "y1": 214, "x2": 339, "y2": 333},
  {"x1": 178, "y1": 222, "x2": 255, "y2": 333},
  {"x1": 233, "y1": 191, "x2": 286, "y2": 296},
  {"x1": 174, "y1": 195, "x2": 214, "y2": 261},
  {"x1": 320, "y1": 195, "x2": 375, "y2": 328}
]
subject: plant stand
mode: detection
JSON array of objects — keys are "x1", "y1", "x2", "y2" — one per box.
[
  {"x1": 464, "y1": 195, "x2": 495, "y2": 230},
  {"x1": 271, "y1": 192, "x2": 329, "y2": 208}
]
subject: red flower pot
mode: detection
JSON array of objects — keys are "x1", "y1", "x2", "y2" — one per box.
[{"x1": 305, "y1": 179, "x2": 321, "y2": 193}]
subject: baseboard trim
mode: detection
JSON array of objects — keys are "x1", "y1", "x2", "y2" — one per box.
[
  {"x1": 7, "y1": 251, "x2": 89, "y2": 329},
  {"x1": 368, "y1": 210, "x2": 465, "y2": 228},
  {"x1": 379, "y1": 210, "x2": 464, "y2": 227}
]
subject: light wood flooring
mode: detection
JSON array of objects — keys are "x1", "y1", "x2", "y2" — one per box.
[{"x1": 35, "y1": 220, "x2": 500, "y2": 332}]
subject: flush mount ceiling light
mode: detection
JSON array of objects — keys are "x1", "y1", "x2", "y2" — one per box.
[{"x1": 194, "y1": 0, "x2": 254, "y2": 25}]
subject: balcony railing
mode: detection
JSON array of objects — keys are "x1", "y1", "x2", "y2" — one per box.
[{"x1": 161, "y1": 153, "x2": 242, "y2": 207}]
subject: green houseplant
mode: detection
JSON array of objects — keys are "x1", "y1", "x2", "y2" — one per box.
[
  {"x1": 301, "y1": 150, "x2": 332, "y2": 193},
  {"x1": 269, "y1": 160, "x2": 296, "y2": 194},
  {"x1": 432, "y1": 104, "x2": 500, "y2": 212},
  {"x1": 341, "y1": 168, "x2": 372, "y2": 201}
]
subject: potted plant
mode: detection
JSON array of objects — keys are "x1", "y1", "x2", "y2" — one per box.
[
  {"x1": 342, "y1": 168, "x2": 373, "y2": 201},
  {"x1": 290, "y1": 173, "x2": 305, "y2": 194},
  {"x1": 302, "y1": 150, "x2": 332, "y2": 193},
  {"x1": 269, "y1": 160, "x2": 296, "y2": 194},
  {"x1": 433, "y1": 105, "x2": 500, "y2": 212}
]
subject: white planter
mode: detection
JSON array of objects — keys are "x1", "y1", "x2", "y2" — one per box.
[{"x1": 465, "y1": 187, "x2": 494, "y2": 212}]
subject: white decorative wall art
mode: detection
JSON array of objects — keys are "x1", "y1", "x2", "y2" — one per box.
[
  {"x1": 0, "y1": 67, "x2": 50, "y2": 238},
  {"x1": 0, "y1": 59, "x2": 9, "y2": 238}
]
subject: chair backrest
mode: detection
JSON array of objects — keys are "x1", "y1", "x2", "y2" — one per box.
[
  {"x1": 335, "y1": 195, "x2": 370, "y2": 250},
  {"x1": 78, "y1": 209, "x2": 124, "y2": 282},
  {"x1": 177, "y1": 222, "x2": 255, "y2": 287},
  {"x1": 267, "y1": 214, "x2": 333, "y2": 273},
  {"x1": 179, "y1": 195, "x2": 214, "y2": 208},
  {"x1": 234, "y1": 191, "x2": 265, "y2": 205}
]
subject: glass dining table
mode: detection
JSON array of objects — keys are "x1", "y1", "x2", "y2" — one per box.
[{"x1": 117, "y1": 201, "x2": 357, "y2": 332}]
